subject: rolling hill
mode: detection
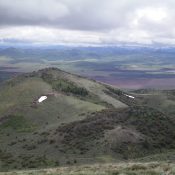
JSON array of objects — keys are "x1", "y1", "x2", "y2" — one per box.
[{"x1": 0, "y1": 68, "x2": 175, "y2": 171}]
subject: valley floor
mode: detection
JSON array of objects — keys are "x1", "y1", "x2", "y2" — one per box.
[{"x1": 0, "y1": 162, "x2": 175, "y2": 175}]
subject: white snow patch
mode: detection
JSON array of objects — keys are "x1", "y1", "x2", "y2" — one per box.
[
  {"x1": 124, "y1": 94, "x2": 135, "y2": 99},
  {"x1": 38, "y1": 96, "x2": 47, "y2": 103}
]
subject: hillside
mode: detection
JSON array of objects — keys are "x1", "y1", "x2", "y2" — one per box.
[{"x1": 0, "y1": 68, "x2": 175, "y2": 171}]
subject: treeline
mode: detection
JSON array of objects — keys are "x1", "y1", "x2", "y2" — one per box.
[{"x1": 41, "y1": 72, "x2": 88, "y2": 96}]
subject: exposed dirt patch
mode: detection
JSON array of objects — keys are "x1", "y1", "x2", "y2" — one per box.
[{"x1": 105, "y1": 126, "x2": 144, "y2": 147}]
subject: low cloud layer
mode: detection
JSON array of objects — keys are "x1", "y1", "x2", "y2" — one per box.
[{"x1": 0, "y1": 0, "x2": 175, "y2": 45}]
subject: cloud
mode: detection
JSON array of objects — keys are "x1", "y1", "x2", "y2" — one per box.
[
  {"x1": 0, "y1": 0, "x2": 69, "y2": 26},
  {"x1": 0, "y1": 26, "x2": 103, "y2": 45},
  {"x1": 0, "y1": 0, "x2": 152, "y2": 30},
  {"x1": 0, "y1": 0, "x2": 175, "y2": 45}
]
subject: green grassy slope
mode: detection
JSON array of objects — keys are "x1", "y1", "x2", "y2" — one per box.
[
  {"x1": 0, "y1": 68, "x2": 128, "y2": 171},
  {"x1": 0, "y1": 68, "x2": 175, "y2": 171},
  {"x1": 132, "y1": 89, "x2": 175, "y2": 119}
]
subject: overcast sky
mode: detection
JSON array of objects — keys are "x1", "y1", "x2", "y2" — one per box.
[{"x1": 0, "y1": 0, "x2": 175, "y2": 45}]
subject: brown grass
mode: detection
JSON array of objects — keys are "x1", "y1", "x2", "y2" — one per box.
[{"x1": 0, "y1": 162, "x2": 175, "y2": 175}]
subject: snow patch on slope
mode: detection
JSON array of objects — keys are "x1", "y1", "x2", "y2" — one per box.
[
  {"x1": 124, "y1": 94, "x2": 135, "y2": 99},
  {"x1": 38, "y1": 96, "x2": 47, "y2": 103}
]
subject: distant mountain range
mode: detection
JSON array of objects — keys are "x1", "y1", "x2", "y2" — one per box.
[{"x1": 1, "y1": 45, "x2": 175, "y2": 61}]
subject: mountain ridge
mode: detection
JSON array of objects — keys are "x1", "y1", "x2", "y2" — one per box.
[{"x1": 0, "y1": 68, "x2": 175, "y2": 171}]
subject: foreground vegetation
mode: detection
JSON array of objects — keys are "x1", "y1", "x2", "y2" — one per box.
[{"x1": 1, "y1": 162, "x2": 175, "y2": 175}]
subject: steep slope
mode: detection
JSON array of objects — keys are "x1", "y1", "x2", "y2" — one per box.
[{"x1": 0, "y1": 68, "x2": 174, "y2": 171}]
